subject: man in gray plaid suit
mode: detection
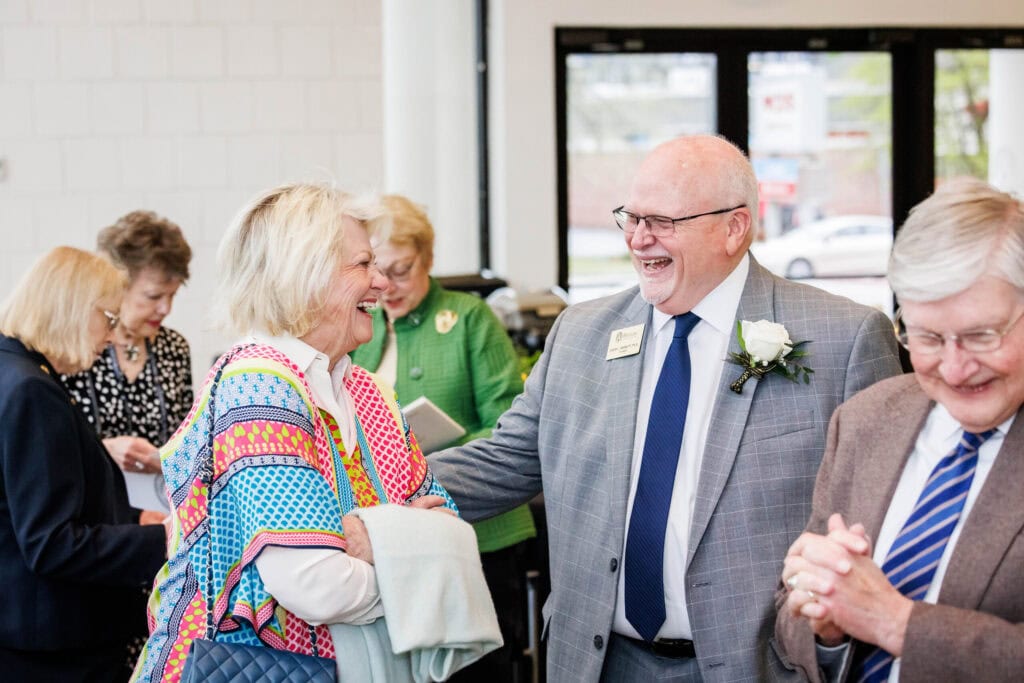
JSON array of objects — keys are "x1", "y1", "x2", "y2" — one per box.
[{"x1": 429, "y1": 134, "x2": 902, "y2": 682}]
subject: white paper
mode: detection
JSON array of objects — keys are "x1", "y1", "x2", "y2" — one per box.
[
  {"x1": 122, "y1": 471, "x2": 170, "y2": 511},
  {"x1": 403, "y1": 396, "x2": 466, "y2": 454}
]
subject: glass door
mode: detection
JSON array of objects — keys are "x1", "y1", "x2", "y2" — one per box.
[
  {"x1": 935, "y1": 48, "x2": 1024, "y2": 190},
  {"x1": 747, "y1": 51, "x2": 894, "y2": 315},
  {"x1": 564, "y1": 53, "x2": 717, "y2": 304}
]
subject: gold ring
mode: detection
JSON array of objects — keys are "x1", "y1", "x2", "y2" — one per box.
[{"x1": 806, "y1": 590, "x2": 816, "y2": 600}]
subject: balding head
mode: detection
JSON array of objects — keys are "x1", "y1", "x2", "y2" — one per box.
[
  {"x1": 622, "y1": 134, "x2": 759, "y2": 314},
  {"x1": 631, "y1": 135, "x2": 759, "y2": 242}
]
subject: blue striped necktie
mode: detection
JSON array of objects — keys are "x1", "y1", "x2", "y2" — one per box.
[
  {"x1": 854, "y1": 428, "x2": 997, "y2": 683},
  {"x1": 624, "y1": 311, "x2": 701, "y2": 642}
]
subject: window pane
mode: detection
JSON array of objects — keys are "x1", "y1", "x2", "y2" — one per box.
[
  {"x1": 565, "y1": 53, "x2": 717, "y2": 304},
  {"x1": 935, "y1": 49, "x2": 1024, "y2": 189},
  {"x1": 748, "y1": 51, "x2": 894, "y2": 317}
]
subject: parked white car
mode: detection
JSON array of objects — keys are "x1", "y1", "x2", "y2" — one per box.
[{"x1": 750, "y1": 215, "x2": 893, "y2": 279}]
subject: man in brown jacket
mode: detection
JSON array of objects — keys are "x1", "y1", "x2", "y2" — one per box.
[{"x1": 773, "y1": 177, "x2": 1024, "y2": 682}]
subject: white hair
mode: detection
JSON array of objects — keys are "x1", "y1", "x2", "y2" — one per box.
[{"x1": 889, "y1": 177, "x2": 1024, "y2": 302}]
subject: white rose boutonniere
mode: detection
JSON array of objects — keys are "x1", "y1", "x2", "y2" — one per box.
[{"x1": 727, "y1": 319, "x2": 813, "y2": 394}]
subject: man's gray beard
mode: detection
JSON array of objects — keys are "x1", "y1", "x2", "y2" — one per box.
[{"x1": 637, "y1": 280, "x2": 669, "y2": 306}]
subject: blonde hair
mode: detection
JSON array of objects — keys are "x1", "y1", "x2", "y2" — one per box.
[
  {"x1": 215, "y1": 183, "x2": 388, "y2": 337},
  {"x1": 890, "y1": 177, "x2": 1024, "y2": 301},
  {"x1": 381, "y1": 194, "x2": 435, "y2": 268},
  {"x1": 0, "y1": 246, "x2": 125, "y2": 371}
]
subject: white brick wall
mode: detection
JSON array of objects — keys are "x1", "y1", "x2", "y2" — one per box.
[{"x1": 0, "y1": 0, "x2": 385, "y2": 390}]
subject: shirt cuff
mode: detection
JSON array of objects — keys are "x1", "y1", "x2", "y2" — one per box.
[{"x1": 255, "y1": 545, "x2": 384, "y2": 625}]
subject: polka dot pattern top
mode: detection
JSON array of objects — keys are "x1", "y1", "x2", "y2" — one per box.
[{"x1": 62, "y1": 327, "x2": 194, "y2": 445}]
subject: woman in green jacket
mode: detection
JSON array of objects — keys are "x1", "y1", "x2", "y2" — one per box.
[{"x1": 351, "y1": 194, "x2": 536, "y2": 682}]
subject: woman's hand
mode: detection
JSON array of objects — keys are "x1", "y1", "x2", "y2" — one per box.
[
  {"x1": 342, "y1": 514, "x2": 374, "y2": 565},
  {"x1": 103, "y1": 435, "x2": 161, "y2": 473},
  {"x1": 342, "y1": 497, "x2": 456, "y2": 566},
  {"x1": 139, "y1": 510, "x2": 173, "y2": 557},
  {"x1": 139, "y1": 509, "x2": 166, "y2": 525}
]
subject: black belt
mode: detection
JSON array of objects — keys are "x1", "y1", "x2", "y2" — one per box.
[{"x1": 621, "y1": 635, "x2": 696, "y2": 659}]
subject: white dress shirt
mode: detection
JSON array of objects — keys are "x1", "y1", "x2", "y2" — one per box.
[
  {"x1": 613, "y1": 254, "x2": 749, "y2": 640},
  {"x1": 247, "y1": 333, "x2": 384, "y2": 625},
  {"x1": 870, "y1": 404, "x2": 1012, "y2": 681}
]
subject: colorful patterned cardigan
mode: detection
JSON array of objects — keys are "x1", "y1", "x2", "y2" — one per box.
[{"x1": 131, "y1": 343, "x2": 456, "y2": 683}]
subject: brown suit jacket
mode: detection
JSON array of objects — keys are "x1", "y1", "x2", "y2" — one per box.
[{"x1": 773, "y1": 373, "x2": 1024, "y2": 682}]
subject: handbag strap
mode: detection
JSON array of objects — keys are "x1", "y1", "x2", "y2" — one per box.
[{"x1": 200, "y1": 346, "x2": 320, "y2": 656}]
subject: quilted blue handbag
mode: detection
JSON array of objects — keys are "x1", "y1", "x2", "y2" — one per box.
[
  {"x1": 180, "y1": 640, "x2": 336, "y2": 683},
  {"x1": 179, "y1": 351, "x2": 338, "y2": 682}
]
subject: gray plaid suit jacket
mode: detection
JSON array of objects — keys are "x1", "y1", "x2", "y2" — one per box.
[{"x1": 429, "y1": 259, "x2": 903, "y2": 682}]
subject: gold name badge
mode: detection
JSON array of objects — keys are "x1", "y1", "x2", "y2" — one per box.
[{"x1": 606, "y1": 323, "x2": 644, "y2": 360}]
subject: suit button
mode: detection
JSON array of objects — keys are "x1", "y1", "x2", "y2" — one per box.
[
  {"x1": 593, "y1": 635, "x2": 604, "y2": 650},
  {"x1": 409, "y1": 367, "x2": 423, "y2": 379},
  {"x1": 609, "y1": 558, "x2": 618, "y2": 572}
]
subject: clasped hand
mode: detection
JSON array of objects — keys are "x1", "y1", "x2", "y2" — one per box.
[{"x1": 781, "y1": 513, "x2": 913, "y2": 656}]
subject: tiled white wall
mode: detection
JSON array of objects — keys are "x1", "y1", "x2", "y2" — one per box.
[{"x1": 0, "y1": 0, "x2": 385, "y2": 386}]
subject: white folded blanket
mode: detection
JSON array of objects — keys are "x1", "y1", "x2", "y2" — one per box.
[{"x1": 329, "y1": 504, "x2": 502, "y2": 682}]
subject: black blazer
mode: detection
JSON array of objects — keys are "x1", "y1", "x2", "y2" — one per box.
[{"x1": 0, "y1": 335, "x2": 165, "y2": 651}]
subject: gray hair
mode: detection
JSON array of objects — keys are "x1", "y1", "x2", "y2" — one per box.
[
  {"x1": 889, "y1": 177, "x2": 1024, "y2": 302},
  {"x1": 718, "y1": 136, "x2": 761, "y2": 246}
]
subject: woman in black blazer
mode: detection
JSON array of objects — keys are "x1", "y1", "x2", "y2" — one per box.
[{"x1": 0, "y1": 246, "x2": 167, "y2": 681}]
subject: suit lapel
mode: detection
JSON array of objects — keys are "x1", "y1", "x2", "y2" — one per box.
[
  {"x1": 687, "y1": 261, "x2": 773, "y2": 566},
  {"x1": 938, "y1": 407, "x2": 1024, "y2": 609},
  {"x1": 855, "y1": 381, "x2": 933, "y2": 541},
  {"x1": 606, "y1": 293, "x2": 655, "y2": 538}
]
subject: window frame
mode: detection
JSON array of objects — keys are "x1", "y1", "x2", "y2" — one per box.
[{"x1": 554, "y1": 26, "x2": 1024, "y2": 291}]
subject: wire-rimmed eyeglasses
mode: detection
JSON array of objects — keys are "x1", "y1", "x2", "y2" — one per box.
[
  {"x1": 612, "y1": 204, "x2": 746, "y2": 237},
  {"x1": 381, "y1": 257, "x2": 419, "y2": 284},
  {"x1": 895, "y1": 307, "x2": 1024, "y2": 355}
]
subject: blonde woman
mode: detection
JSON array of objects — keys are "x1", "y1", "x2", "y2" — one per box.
[
  {"x1": 132, "y1": 184, "x2": 461, "y2": 683},
  {"x1": 0, "y1": 247, "x2": 167, "y2": 680}
]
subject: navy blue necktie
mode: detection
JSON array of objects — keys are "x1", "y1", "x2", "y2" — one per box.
[
  {"x1": 624, "y1": 311, "x2": 701, "y2": 641},
  {"x1": 853, "y1": 428, "x2": 996, "y2": 683}
]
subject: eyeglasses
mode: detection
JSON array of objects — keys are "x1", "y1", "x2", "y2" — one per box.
[
  {"x1": 895, "y1": 307, "x2": 1024, "y2": 355},
  {"x1": 381, "y1": 257, "x2": 419, "y2": 283},
  {"x1": 612, "y1": 204, "x2": 747, "y2": 237},
  {"x1": 101, "y1": 309, "x2": 120, "y2": 331}
]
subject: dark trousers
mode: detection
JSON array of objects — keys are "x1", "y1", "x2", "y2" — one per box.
[
  {"x1": 0, "y1": 643, "x2": 130, "y2": 682},
  {"x1": 449, "y1": 541, "x2": 533, "y2": 683},
  {"x1": 598, "y1": 633, "x2": 703, "y2": 682}
]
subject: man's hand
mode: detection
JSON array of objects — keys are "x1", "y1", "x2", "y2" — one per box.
[
  {"x1": 407, "y1": 494, "x2": 456, "y2": 516},
  {"x1": 782, "y1": 514, "x2": 871, "y2": 646},
  {"x1": 811, "y1": 551, "x2": 913, "y2": 657},
  {"x1": 784, "y1": 513, "x2": 912, "y2": 656},
  {"x1": 103, "y1": 435, "x2": 161, "y2": 473}
]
